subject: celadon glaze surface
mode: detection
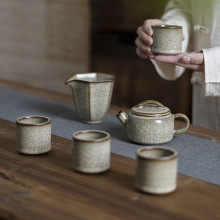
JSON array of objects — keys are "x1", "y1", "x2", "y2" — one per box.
[
  {"x1": 70, "y1": 80, "x2": 90, "y2": 122},
  {"x1": 72, "y1": 130, "x2": 111, "y2": 173},
  {"x1": 135, "y1": 147, "x2": 177, "y2": 194},
  {"x1": 117, "y1": 100, "x2": 190, "y2": 144},
  {"x1": 152, "y1": 25, "x2": 182, "y2": 55},
  {"x1": 126, "y1": 113, "x2": 174, "y2": 144},
  {"x1": 65, "y1": 73, "x2": 114, "y2": 124},
  {"x1": 89, "y1": 81, "x2": 114, "y2": 123},
  {"x1": 16, "y1": 116, "x2": 51, "y2": 154}
]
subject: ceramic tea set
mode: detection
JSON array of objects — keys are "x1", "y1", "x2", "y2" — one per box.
[{"x1": 16, "y1": 25, "x2": 186, "y2": 194}]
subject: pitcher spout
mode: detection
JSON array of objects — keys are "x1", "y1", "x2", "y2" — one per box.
[
  {"x1": 65, "y1": 73, "x2": 78, "y2": 86},
  {"x1": 116, "y1": 111, "x2": 128, "y2": 126},
  {"x1": 65, "y1": 72, "x2": 105, "y2": 86}
]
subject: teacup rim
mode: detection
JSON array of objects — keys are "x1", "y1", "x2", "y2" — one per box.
[
  {"x1": 16, "y1": 115, "x2": 51, "y2": 126},
  {"x1": 152, "y1": 25, "x2": 182, "y2": 29},
  {"x1": 72, "y1": 130, "x2": 110, "y2": 143},
  {"x1": 136, "y1": 146, "x2": 177, "y2": 161}
]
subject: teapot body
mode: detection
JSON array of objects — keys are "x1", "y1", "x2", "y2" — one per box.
[
  {"x1": 126, "y1": 112, "x2": 175, "y2": 144},
  {"x1": 116, "y1": 100, "x2": 190, "y2": 145}
]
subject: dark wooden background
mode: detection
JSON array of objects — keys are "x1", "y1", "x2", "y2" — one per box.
[{"x1": 90, "y1": 0, "x2": 192, "y2": 120}]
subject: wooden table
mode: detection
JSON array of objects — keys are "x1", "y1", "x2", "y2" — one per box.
[{"x1": 1, "y1": 80, "x2": 220, "y2": 220}]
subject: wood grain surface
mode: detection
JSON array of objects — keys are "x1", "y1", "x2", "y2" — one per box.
[{"x1": 0, "y1": 118, "x2": 220, "y2": 220}]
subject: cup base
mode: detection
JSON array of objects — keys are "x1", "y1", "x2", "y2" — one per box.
[
  {"x1": 135, "y1": 184, "x2": 176, "y2": 195},
  {"x1": 152, "y1": 48, "x2": 181, "y2": 56},
  {"x1": 82, "y1": 120, "x2": 103, "y2": 124},
  {"x1": 128, "y1": 136, "x2": 173, "y2": 145},
  {"x1": 73, "y1": 166, "x2": 110, "y2": 174},
  {"x1": 17, "y1": 148, "x2": 51, "y2": 155}
]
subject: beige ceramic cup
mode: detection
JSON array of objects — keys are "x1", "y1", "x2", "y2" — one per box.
[
  {"x1": 72, "y1": 130, "x2": 111, "y2": 173},
  {"x1": 152, "y1": 25, "x2": 182, "y2": 55},
  {"x1": 135, "y1": 147, "x2": 178, "y2": 194},
  {"x1": 16, "y1": 116, "x2": 51, "y2": 154}
]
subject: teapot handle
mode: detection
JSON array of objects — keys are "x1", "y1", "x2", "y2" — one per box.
[
  {"x1": 174, "y1": 113, "x2": 190, "y2": 134},
  {"x1": 136, "y1": 100, "x2": 164, "y2": 108}
]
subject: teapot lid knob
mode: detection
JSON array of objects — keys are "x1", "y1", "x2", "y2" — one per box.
[{"x1": 131, "y1": 100, "x2": 171, "y2": 117}]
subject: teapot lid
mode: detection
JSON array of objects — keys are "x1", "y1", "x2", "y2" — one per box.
[{"x1": 131, "y1": 100, "x2": 171, "y2": 117}]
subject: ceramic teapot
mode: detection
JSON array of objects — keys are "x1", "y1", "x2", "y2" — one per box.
[{"x1": 116, "y1": 100, "x2": 190, "y2": 144}]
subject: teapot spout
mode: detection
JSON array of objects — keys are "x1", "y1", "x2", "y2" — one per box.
[{"x1": 116, "y1": 111, "x2": 128, "y2": 126}]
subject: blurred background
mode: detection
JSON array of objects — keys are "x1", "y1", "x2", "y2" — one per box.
[{"x1": 0, "y1": 0, "x2": 192, "y2": 119}]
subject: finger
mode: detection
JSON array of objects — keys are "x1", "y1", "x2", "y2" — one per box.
[
  {"x1": 154, "y1": 54, "x2": 204, "y2": 71},
  {"x1": 153, "y1": 55, "x2": 179, "y2": 64},
  {"x1": 135, "y1": 37, "x2": 152, "y2": 55},
  {"x1": 182, "y1": 53, "x2": 204, "y2": 65},
  {"x1": 153, "y1": 52, "x2": 205, "y2": 72},
  {"x1": 142, "y1": 19, "x2": 166, "y2": 36},
  {"x1": 182, "y1": 33, "x2": 185, "y2": 41},
  {"x1": 136, "y1": 48, "x2": 148, "y2": 59},
  {"x1": 137, "y1": 27, "x2": 153, "y2": 45},
  {"x1": 176, "y1": 63, "x2": 204, "y2": 72},
  {"x1": 149, "y1": 54, "x2": 156, "y2": 59}
]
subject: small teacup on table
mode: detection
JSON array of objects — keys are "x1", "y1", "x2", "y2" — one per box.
[
  {"x1": 152, "y1": 25, "x2": 182, "y2": 55},
  {"x1": 16, "y1": 116, "x2": 51, "y2": 154},
  {"x1": 72, "y1": 130, "x2": 111, "y2": 174},
  {"x1": 135, "y1": 147, "x2": 178, "y2": 194}
]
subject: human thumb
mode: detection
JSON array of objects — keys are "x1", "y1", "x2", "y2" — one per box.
[{"x1": 182, "y1": 53, "x2": 204, "y2": 64}]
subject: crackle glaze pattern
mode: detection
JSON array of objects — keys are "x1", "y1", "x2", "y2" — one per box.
[
  {"x1": 117, "y1": 100, "x2": 190, "y2": 144},
  {"x1": 89, "y1": 82, "x2": 113, "y2": 122},
  {"x1": 66, "y1": 73, "x2": 114, "y2": 124},
  {"x1": 135, "y1": 147, "x2": 177, "y2": 194},
  {"x1": 16, "y1": 116, "x2": 51, "y2": 154},
  {"x1": 126, "y1": 114, "x2": 174, "y2": 144},
  {"x1": 72, "y1": 130, "x2": 111, "y2": 173},
  {"x1": 152, "y1": 25, "x2": 182, "y2": 55}
]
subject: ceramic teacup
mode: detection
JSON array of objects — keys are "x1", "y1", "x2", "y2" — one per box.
[
  {"x1": 152, "y1": 25, "x2": 182, "y2": 55},
  {"x1": 72, "y1": 130, "x2": 111, "y2": 173},
  {"x1": 135, "y1": 147, "x2": 178, "y2": 194},
  {"x1": 16, "y1": 115, "x2": 51, "y2": 154},
  {"x1": 65, "y1": 72, "x2": 114, "y2": 124}
]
